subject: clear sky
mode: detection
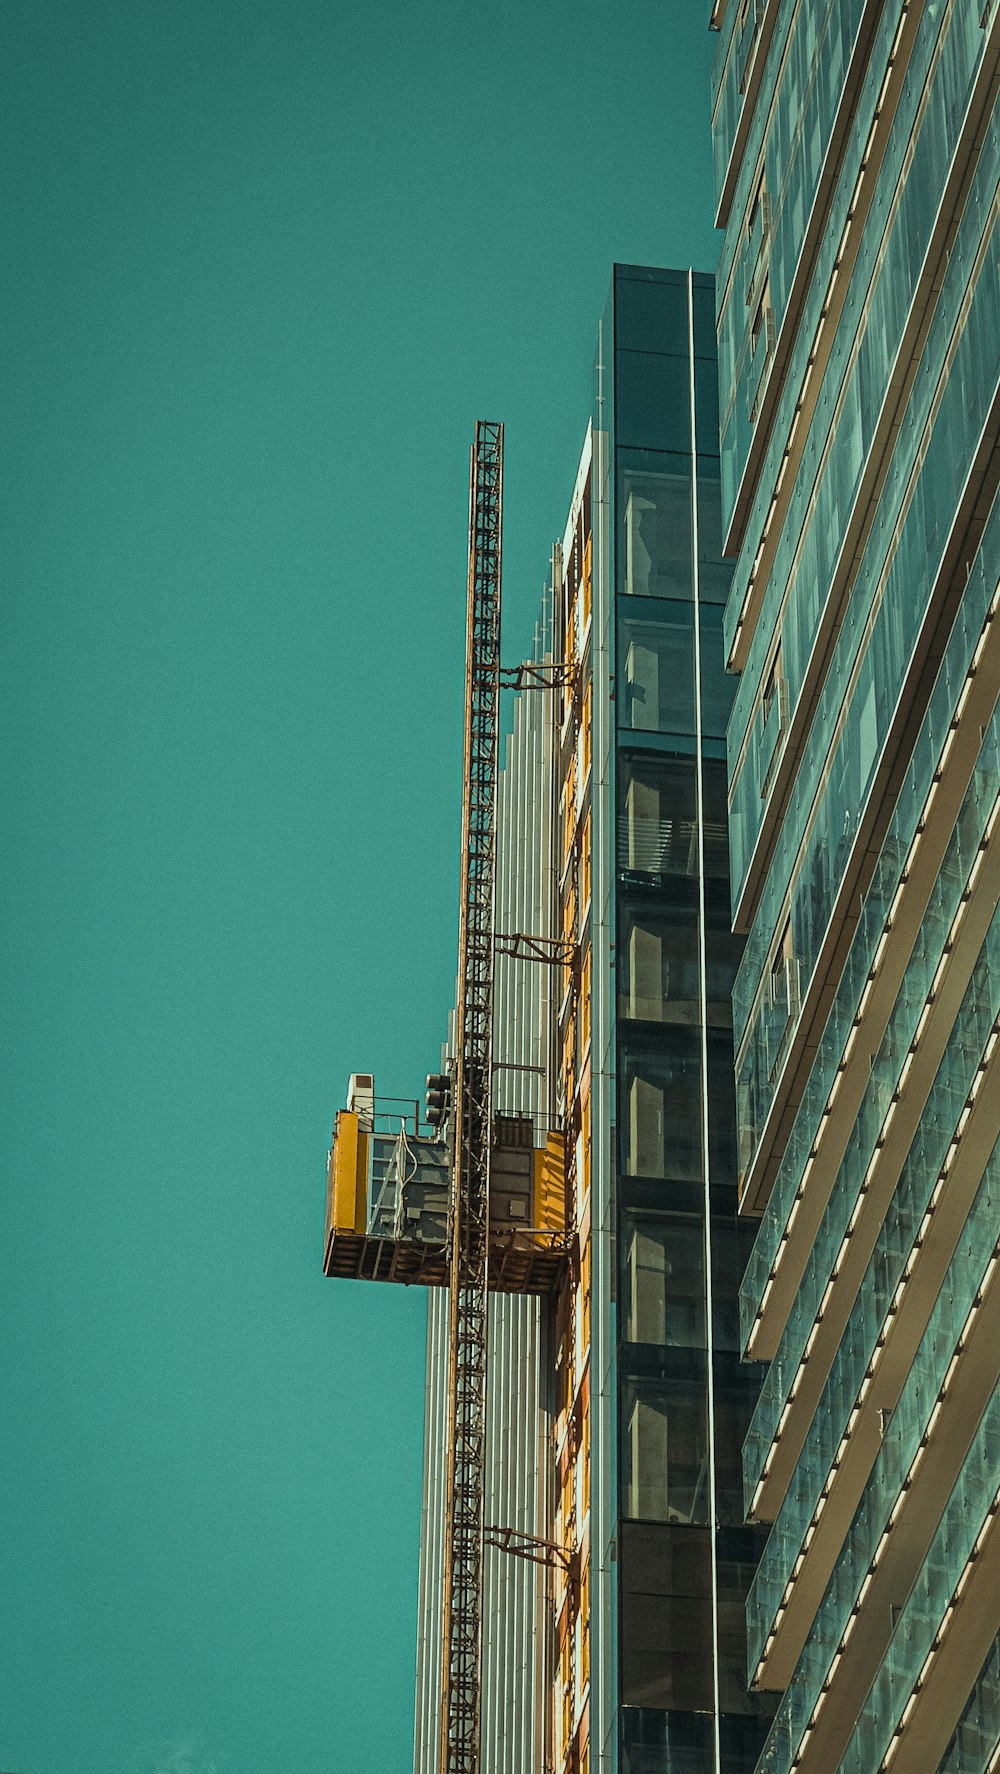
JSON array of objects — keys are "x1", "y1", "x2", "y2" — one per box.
[{"x1": 1, "y1": 4, "x2": 719, "y2": 1770}]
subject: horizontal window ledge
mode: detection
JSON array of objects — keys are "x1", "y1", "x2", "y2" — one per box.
[
  {"x1": 747, "y1": 818, "x2": 1000, "y2": 1404},
  {"x1": 750, "y1": 1109, "x2": 1000, "y2": 1695},
  {"x1": 738, "y1": 435, "x2": 1000, "y2": 1236},
  {"x1": 720, "y1": 0, "x2": 912, "y2": 612}
]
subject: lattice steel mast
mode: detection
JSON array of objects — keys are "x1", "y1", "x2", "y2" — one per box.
[{"x1": 439, "y1": 421, "x2": 503, "y2": 1774}]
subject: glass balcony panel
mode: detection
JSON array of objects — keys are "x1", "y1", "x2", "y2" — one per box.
[
  {"x1": 744, "y1": 857, "x2": 1000, "y2": 1503},
  {"x1": 740, "y1": 494, "x2": 1000, "y2": 1341},
  {"x1": 748, "y1": 1138, "x2": 1000, "y2": 1671},
  {"x1": 725, "y1": 3, "x2": 991, "y2": 890},
  {"x1": 755, "y1": 1326, "x2": 1000, "y2": 1766},
  {"x1": 935, "y1": 1630, "x2": 1000, "y2": 1774},
  {"x1": 837, "y1": 1381, "x2": 1000, "y2": 1774}
]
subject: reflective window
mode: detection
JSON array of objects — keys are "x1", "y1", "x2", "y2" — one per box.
[
  {"x1": 711, "y1": 1216, "x2": 759, "y2": 1352},
  {"x1": 618, "y1": 755, "x2": 731, "y2": 886},
  {"x1": 619, "y1": 1031, "x2": 702, "y2": 1184},
  {"x1": 702, "y1": 760, "x2": 732, "y2": 880},
  {"x1": 616, "y1": 270, "x2": 690, "y2": 355},
  {"x1": 699, "y1": 601, "x2": 737, "y2": 737},
  {"x1": 617, "y1": 350, "x2": 693, "y2": 453},
  {"x1": 618, "y1": 893, "x2": 699, "y2": 1025},
  {"x1": 713, "y1": 1363, "x2": 762, "y2": 1527},
  {"x1": 705, "y1": 879, "x2": 744, "y2": 1009},
  {"x1": 622, "y1": 1379, "x2": 710, "y2": 1524},
  {"x1": 695, "y1": 352, "x2": 722, "y2": 454},
  {"x1": 619, "y1": 755, "x2": 700, "y2": 881},
  {"x1": 621, "y1": 1709, "x2": 713, "y2": 1774},
  {"x1": 620, "y1": 1524, "x2": 714, "y2": 1712},
  {"x1": 707, "y1": 1029, "x2": 740, "y2": 1189},
  {"x1": 619, "y1": 598, "x2": 696, "y2": 738},
  {"x1": 622, "y1": 1213, "x2": 707, "y2": 1349},
  {"x1": 624, "y1": 1717, "x2": 773, "y2": 1774},
  {"x1": 620, "y1": 460, "x2": 694, "y2": 599},
  {"x1": 692, "y1": 277, "x2": 717, "y2": 359},
  {"x1": 617, "y1": 883, "x2": 738, "y2": 1026}
]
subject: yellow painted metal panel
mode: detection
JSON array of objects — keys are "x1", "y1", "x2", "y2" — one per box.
[
  {"x1": 533, "y1": 1131, "x2": 566, "y2": 1234},
  {"x1": 353, "y1": 1129, "x2": 368, "y2": 1232},
  {"x1": 330, "y1": 1110, "x2": 368, "y2": 1233}
]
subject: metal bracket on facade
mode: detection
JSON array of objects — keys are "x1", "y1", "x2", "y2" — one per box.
[
  {"x1": 483, "y1": 1525, "x2": 576, "y2": 1573},
  {"x1": 498, "y1": 661, "x2": 576, "y2": 692},
  {"x1": 495, "y1": 932, "x2": 578, "y2": 967}
]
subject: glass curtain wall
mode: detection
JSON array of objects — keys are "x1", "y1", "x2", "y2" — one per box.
[{"x1": 609, "y1": 267, "x2": 775, "y2": 1774}]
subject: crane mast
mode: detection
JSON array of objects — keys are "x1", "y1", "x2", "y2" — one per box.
[
  {"x1": 439, "y1": 421, "x2": 503, "y2": 1774},
  {"x1": 324, "y1": 418, "x2": 570, "y2": 1768}
]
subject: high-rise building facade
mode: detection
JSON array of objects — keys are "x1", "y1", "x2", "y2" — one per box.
[
  {"x1": 595, "y1": 264, "x2": 773, "y2": 1774},
  {"x1": 407, "y1": 266, "x2": 775, "y2": 1774},
  {"x1": 712, "y1": 2, "x2": 1000, "y2": 1770}
]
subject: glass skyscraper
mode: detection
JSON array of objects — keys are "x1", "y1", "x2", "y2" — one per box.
[
  {"x1": 599, "y1": 265, "x2": 774, "y2": 1774},
  {"x1": 712, "y1": 2, "x2": 1000, "y2": 1770}
]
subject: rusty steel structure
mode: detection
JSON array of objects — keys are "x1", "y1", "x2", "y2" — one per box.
[
  {"x1": 438, "y1": 420, "x2": 504, "y2": 1774},
  {"x1": 494, "y1": 931, "x2": 578, "y2": 968}
]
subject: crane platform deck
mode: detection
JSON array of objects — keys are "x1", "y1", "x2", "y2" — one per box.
[{"x1": 323, "y1": 1226, "x2": 570, "y2": 1295}]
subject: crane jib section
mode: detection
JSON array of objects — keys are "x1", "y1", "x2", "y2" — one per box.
[{"x1": 439, "y1": 421, "x2": 503, "y2": 1774}]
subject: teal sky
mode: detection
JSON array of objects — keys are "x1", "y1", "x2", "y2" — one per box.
[{"x1": 1, "y1": 5, "x2": 719, "y2": 1770}]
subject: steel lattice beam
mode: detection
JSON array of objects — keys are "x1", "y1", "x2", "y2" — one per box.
[{"x1": 439, "y1": 421, "x2": 503, "y2": 1774}]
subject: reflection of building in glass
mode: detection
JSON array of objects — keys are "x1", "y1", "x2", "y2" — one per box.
[
  {"x1": 713, "y1": 2, "x2": 1000, "y2": 1770},
  {"x1": 405, "y1": 265, "x2": 774, "y2": 1774}
]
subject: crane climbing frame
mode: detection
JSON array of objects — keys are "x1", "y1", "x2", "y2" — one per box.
[
  {"x1": 438, "y1": 418, "x2": 504, "y2": 1774},
  {"x1": 322, "y1": 418, "x2": 596, "y2": 1774}
]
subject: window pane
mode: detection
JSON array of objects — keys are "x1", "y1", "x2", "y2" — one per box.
[
  {"x1": 699, "y1": 600, "x2": 737, "y2": 738},
  {"x1": 707, "y1": 1031, "x2": 739, "y2": 1187},
  {"x1": 696, "y1": 472, "x2": 725, "y2": 558},
  {"x1": 618, "y1": 893, "x2": 699, "y2": 1024},
  {"x1": 622, "y1": 1547, "x2": 714, "y2": 1710},
  {"x1": 622, "y1": 1380, "x2": 710, "y2": 1524},
  {"x1": 617, "y1": 350, "x2": 693, "y2": 453},
  {"x1": 711, "y1": 1217, "x2": 757, "y2": 1352},
  {"x1": 622, "y1": 1709, "x2": 714, "y2": 1774},
  {"x1": 619, "y1": 1031, "x2": 702, "y2": 1183},
  {"x1": 701, "y1": 759, "x2": 731, "y2": 880},
  {"x1": 620, "y1": 598, "x2": 696, "y2": 738},
  {"x1": 616, "y1": 270, "x2": 690, "y2": 355},
  {"x1": 713, "y1": 1363, "x2": 762, "y2": 1526},
  {"x1": 622, "y1": 1213, "x2": 707, "y2": 1349},
  {"x1": 620, "y1": 463, "x2": 694, "y2": 598},
  {"x1": 695, "y1": 352, "x2": 721, "y2": 453},
  {"x1": 618, "y1": 755, "x2": 699, "y2": 881},
  {"x1": 705, "y1": 880, "x2": 744, "y2": 1009}
]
